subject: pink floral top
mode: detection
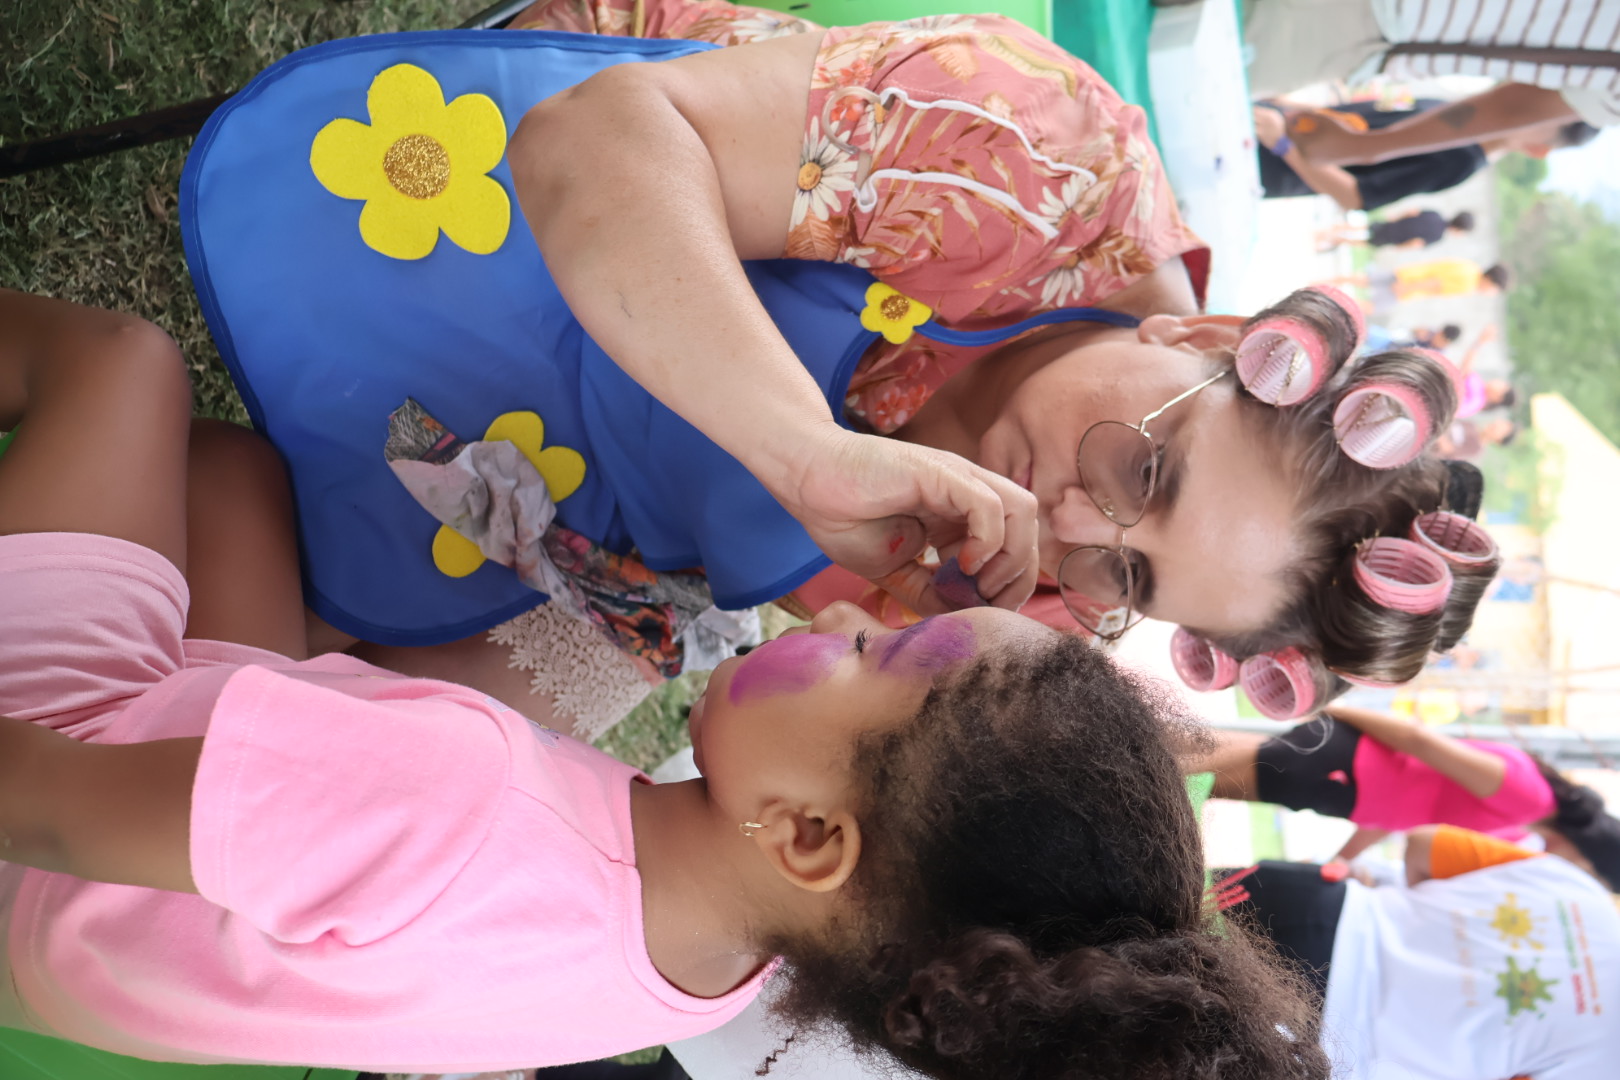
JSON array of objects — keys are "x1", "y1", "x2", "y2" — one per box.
[{"x1": 512, "y1": 0, "x2": 1209, "y2": 434}]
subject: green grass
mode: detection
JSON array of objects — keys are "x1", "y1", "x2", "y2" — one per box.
[{"x1": 1, "y1": 0, "x2": 492, "y2": 419}]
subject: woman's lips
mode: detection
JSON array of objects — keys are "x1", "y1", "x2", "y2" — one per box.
[{"x1": 1014, "y1": 462, "x2": 1033, "y2": 492}]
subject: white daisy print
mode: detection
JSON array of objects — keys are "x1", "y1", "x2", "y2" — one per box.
[
  {"x1": 892, "y1": 14, "x2": 977, "y2": 42},
  {"x1": 791, "y1": 120, "x2": 858, "y2": 227},
  {"x1": 1037, "y1": 173, "x2": 1095, "y2": 228},
  {"x1": 1031, "y1": 249, "x2": 1087, "y2": 307},
  {"x1": 838, "y1": 245, "x2": 879, "y2": 269}
]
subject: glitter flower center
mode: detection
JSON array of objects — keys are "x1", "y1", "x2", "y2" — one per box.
[
  {"x1": 880, "y1": 293, "x2": 911, "y2": 321},
  {"x1": 383, "y1": 134, "x2": 452, "y2": 199},
  {"x1": 797, "y1": 161, "x2": 824, "y2": 191}
]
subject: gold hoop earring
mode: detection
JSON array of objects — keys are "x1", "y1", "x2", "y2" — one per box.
[{"x1": 739, "y1": 821, "x2": 766, "y2": 838}]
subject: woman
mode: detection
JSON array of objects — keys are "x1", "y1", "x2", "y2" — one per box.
[
  {"x1": 181, "y1": 0, "x2": 1496, "y2": 738},
  {"x1": 1189, "y1": 704, "x2": 1620, "y2": 883}
]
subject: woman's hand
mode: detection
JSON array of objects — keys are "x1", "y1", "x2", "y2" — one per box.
[
  {"x1": 1284, "y1": 109, "x2": 1368, "y2": 164},
  {"x1": 1252, "y1": 105, "x2": 1287, "y2": 151},
  {"x1": 773, "y1": 427, "x2": 1039, "y2": 614}
]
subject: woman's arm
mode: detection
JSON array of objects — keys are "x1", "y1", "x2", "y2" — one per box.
[
  {"x1": 1405, "y1": 823, "x2": 1537, "y2": 886},
  {"x1": 1326, "y1": 705, "x2": 1508, "y2": 799},
  {"x1": 509, "y1": 36, "x2": 1038, "y2": 609},
  {"x1": 0, "y1": 716, "x2": 198, "y2": 893},
  {"x1": 1333, "y1": 825, "x2": 1392, "y2": 863},
  {"x1": 1453, "y1": 324, "x2": 1498, "y2": 375},
  {"x1": 1254, "y1": 107, "x2": 1362, "y2": 211},
  {"x1": 1290, "y1": 83, "x2": 1576, "y2": 165}
]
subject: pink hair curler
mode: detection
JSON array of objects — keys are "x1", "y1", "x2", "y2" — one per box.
[
  {"x1": 1408, "y1": 511, "x2": 1498, "y2": 566},
  {"x1": 1333, "y1": 382, "x2": 1433, "y2": 469},
  {"x1": 1305, "y1": 284, "x2": 1367, "y2": 351},
  {"x1": 1239, "y1": 647, "x2": 1320, "y2": 721},
  {"x1": 1170, "y1": 627, "x2": 1239, "y2": 692},
  {"x1": 1235, "y1": 317, "x2": 1331, "y2": 406},
  {"x1": 1352, "y1": 537, "x2": 1454, "y2": 614}
]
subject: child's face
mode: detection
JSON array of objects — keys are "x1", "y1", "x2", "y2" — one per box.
[{"x1": 688, "y1": 603, "x2": 1050, "y2": 814}]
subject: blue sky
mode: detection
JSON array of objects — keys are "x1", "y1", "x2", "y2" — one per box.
[{"x1": 1543, "y1": 125, "x2": 1620, "y2": 219}]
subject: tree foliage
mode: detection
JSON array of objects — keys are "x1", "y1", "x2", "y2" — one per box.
[{"x1": 1496, "y1": 163, "x2": 1620, "y2": 445}]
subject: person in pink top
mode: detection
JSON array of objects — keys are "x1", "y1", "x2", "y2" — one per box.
[
  {"x1": 0, "y1": 290, "x2": 1328, "y2": 1078},
  {"x1": 1189, "y1": 705, "x2": 1620, "y2": 887},
  {"x1": 1447, "y1": 325, "x2": 1514, "y2": 420}
]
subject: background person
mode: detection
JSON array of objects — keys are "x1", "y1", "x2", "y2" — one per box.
[
  {"x1": 1216, "y1": 824, "x2": 1619, "y2": 1079},
  {"x1": 1241, "y1": 0, "x2": 1620, "y2": 165},
  {"x1": 1316, "y1": 208, "x2": 1475, "y2": 252},
  {"x1": 1190, "y1": 705, "x2": 1620, "y2": 879},
  {"x1": 1255, "y1": 99, "x2": 1595, "y2": 213},
  {"x1": 1450, "y1": 324, "x2": 1514, "y2": 418},
  {"x1": 1330, "y1": 259, "x2": 1513, "y2": 313}
]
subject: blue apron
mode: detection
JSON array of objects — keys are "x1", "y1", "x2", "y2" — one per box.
[{"x1": 181, "y1": 30, "x2": 1134, "y2": 646}]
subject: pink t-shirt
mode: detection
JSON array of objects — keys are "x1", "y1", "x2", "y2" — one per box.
[
  {"x1": 1349, "y1": 736, "x2": 1556, "y2": 835},
  {"x1": 8, "y1": 656, "x2": 766, "y2": 1071},
  {"x1": 1455, "y1": 371, "x2": 1488, "y2": 419}
]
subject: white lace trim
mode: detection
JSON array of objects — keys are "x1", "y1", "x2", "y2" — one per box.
[{"x1": 487, "y1": 603, "x2": 654, "y2": 742}]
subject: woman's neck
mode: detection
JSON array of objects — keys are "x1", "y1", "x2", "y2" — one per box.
[{"x1": 628, "y1": 778, "x2": 780, "y2": 999}]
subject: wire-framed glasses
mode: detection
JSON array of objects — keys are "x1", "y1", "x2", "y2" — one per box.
[{"x1": 1057, "y1": 370, "x2": 1229, "y2": 639}]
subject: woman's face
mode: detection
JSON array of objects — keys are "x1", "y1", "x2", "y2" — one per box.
[{"x1": 975, "y1": 316, "x2": 1302, "y2": 639}]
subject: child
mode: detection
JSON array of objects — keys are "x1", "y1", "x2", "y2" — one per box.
[
  {"x1": 1190, "y1": 705, "x2": 1620, "y2": 890},
  {"x1": 0, "y1": 288, "x2": 1326, "y2": 1079}
]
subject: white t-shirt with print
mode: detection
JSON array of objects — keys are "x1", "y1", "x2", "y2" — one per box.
[{"x1": 1323, "y1": 855, "x2": 1620, "y2": 1080}]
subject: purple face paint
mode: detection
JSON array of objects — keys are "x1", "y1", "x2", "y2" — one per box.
[
  {"x1": 930, "y1": 556, "x2": 989, "y2": 609},
  {"x1": 727, "y1": 633, "x2": 848, "y2": 705},
  {"x1": 877, "y1": 617, "x2": 977, "y2": 674}
]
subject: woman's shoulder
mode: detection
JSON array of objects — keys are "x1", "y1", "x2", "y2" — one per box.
[
  {"x1": 816, "y1": 14, "x2": 1125, "y2": 117},
  {"x1": 808, "y1": 15, "x2": 1205, "y2": 323}
]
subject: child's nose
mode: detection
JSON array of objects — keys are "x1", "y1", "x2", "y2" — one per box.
[{"x1": 807, "y1": 600, "x2": 874, "y2": 637}]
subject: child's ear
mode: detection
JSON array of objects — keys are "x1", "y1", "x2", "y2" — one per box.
[{"x1": 751, "y1": 801, "x2": 862, "y2": 894}]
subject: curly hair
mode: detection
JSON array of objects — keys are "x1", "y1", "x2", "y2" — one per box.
[
  {"x1": 1192, "y1": 287, "x2": 1501, "y2": 699},
  {"x1": 764, "y1": 635, "x2": 1328, "y2": 1080}
]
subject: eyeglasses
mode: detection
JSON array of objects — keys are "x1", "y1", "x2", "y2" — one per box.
[{"x1": 1057, "y1": 370, "x2": 1229, "y2": 640}]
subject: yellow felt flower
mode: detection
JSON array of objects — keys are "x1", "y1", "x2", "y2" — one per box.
[
  {"x1": 859, "y1": 283, "x2": 933, "y2": 345},
  {"x1": 310, "y1": 64, "x2": 510, "y2": 260},
  {"x1": 433, "y1": 411, "x2": 587, "y2": 578}
]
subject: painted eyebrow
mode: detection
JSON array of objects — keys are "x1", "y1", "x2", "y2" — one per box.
[{"x1": 877, "y1": 618, "x2": 930, "y2": 668}]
